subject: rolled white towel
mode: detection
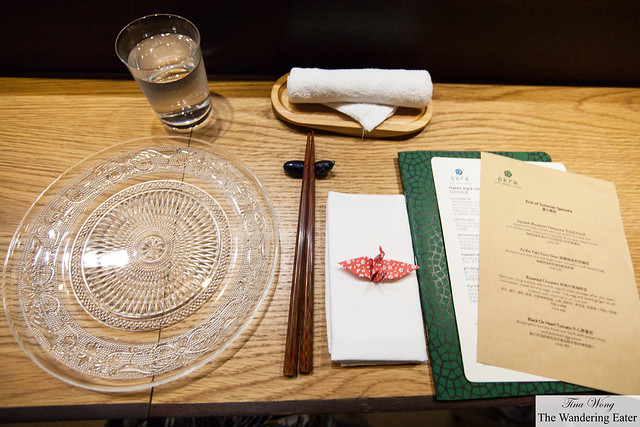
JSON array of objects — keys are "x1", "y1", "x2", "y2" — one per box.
[
  {"x1": 287, "y1": 68, "x2": 433, "y2": 108},
  {"x1": 287, "y1": 68, "x2": 432, "y2": 132}
]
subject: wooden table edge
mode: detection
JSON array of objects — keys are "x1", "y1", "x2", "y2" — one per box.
[
  {"x1": 3, "y1": 392, "x2": 610, "y2": 422},
  {"x1": 147, "y1": 395, "x2": 538, "y2": 418},
  {"x1": 0, "y1": 402, "x2": 150, "y2": 423}
]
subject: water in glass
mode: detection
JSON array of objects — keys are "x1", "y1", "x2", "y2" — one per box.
[{"x1": 127, "y1": 33, "x2": 211, "y2": 129}]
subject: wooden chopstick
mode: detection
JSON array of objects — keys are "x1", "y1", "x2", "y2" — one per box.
[
  {"x1": 299, "y1": 132, "x2": 315, "y2": 375},
  {"x1": 283, "y1": 132, "x2": 315, "y2": 377}
]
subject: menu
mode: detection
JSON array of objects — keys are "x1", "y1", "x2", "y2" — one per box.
[
  {"x1": 432, "y1": 157, "x2": 563, "y2": 382},
  {"x1": 477, "y1": 152, "x2": 640, "y2": 395}
]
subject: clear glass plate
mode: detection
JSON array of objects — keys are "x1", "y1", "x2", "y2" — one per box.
[{"x1": 2, "y1": 136, "x2": 279, "y2": 391}]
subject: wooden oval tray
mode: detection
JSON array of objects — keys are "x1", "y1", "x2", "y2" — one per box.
[{"x1": 270, "y1": 74, "x2": 433, "y2": 138}]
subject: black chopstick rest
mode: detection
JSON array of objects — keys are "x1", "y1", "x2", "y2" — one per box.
[{"x1": 283, "y1": 160, "x2": 334, "y2": 179}]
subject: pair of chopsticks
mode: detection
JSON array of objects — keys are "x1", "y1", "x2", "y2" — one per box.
[{"x1": 283, "y1": 131, "x2": 315, "y2": 377}]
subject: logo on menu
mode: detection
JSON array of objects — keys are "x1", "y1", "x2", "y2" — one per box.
[
  {"x1": 497, "y1": 170, "x2": 519, "y2": 187},
  {"x1": 450, "y1": 168, "x2": 469, "y2": 182}
]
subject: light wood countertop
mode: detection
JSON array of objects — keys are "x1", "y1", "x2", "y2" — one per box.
[{"x1": 1, "y1": 78, "x2": 638, "y2": 421}]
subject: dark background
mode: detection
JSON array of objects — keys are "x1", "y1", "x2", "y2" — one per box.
[{"x1": 2, "y1": 0, "x2": 639, "y2": 86}]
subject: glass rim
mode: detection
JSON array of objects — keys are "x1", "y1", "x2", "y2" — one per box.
[{"x1": 115, "y1": 13, "x2": 202, "y2": 69}]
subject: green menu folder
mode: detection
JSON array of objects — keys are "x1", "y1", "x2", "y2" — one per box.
[{"x1": 397, "y1": 150, "x2": 592, "y2": 401}]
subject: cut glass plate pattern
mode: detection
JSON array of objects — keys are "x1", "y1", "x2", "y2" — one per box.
[{"x1": 2, "y1": 136, "x2": 279, "y2": 391}]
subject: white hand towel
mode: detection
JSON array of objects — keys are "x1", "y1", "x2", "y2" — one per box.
[
  {"x1": 324, "y1": 102, "x2": 397, "y2": 134},
  {"x1": 325, "y1": 191, "x2": 428, "y2": 365},
  {"x1": 287, "y1": 68, "x2": 433, "y2": 132}
]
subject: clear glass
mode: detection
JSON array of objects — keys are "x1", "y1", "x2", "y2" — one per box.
[
  {"x1": 2, "y1": 136, "x2": 279, "y2": 391},
  {"x1": 116, "y1": 15, "x2": 212, "y2": 130}
]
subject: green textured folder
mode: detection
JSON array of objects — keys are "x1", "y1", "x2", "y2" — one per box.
[{"x1": 397, "y1": 151, "x2": 591, "y2": 401}]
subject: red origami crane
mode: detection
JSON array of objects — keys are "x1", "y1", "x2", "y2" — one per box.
[{"x1": 339, "y1": 246, "x2": 419, "y2": 282}]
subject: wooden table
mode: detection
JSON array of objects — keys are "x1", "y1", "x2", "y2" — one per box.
[{"x1": 1, "y1": 78, "x2": 638, "y2": 422}]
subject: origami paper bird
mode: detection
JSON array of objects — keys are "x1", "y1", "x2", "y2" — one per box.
[{"x1": 339, "y1": 246, "x2": 419, "y2": 282}]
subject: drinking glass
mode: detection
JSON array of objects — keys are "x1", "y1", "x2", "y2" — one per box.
[{"x1": 116, "y1": 14, "x2": 212, "y2": 130}]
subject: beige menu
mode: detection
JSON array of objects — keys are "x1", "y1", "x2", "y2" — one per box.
[{"x1": 477, "y1": 152, "x2": 640, "y2": 395}]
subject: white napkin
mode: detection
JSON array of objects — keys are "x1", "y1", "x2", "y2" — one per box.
[
  {"x1": 324, "y1": 102, "x2": 396, "y2": 133},
  {"x1": 287, "y1": 68, "x2": 433, "y2": 132},
  {"x1": 325, "y1": 191, "x2": 428, "y2": 365}
]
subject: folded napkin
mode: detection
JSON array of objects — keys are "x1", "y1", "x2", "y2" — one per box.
[
  {"x1": 287, "y1": 68, "x2": 433, "y2": 132},
  {"x1": 325, "y1": 191, "x2": 428, "y2": 365}
]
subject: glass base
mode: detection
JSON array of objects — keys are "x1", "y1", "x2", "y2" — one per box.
[{"x1": 159, "y1": 97, "x2": 213, "y2": 131}]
